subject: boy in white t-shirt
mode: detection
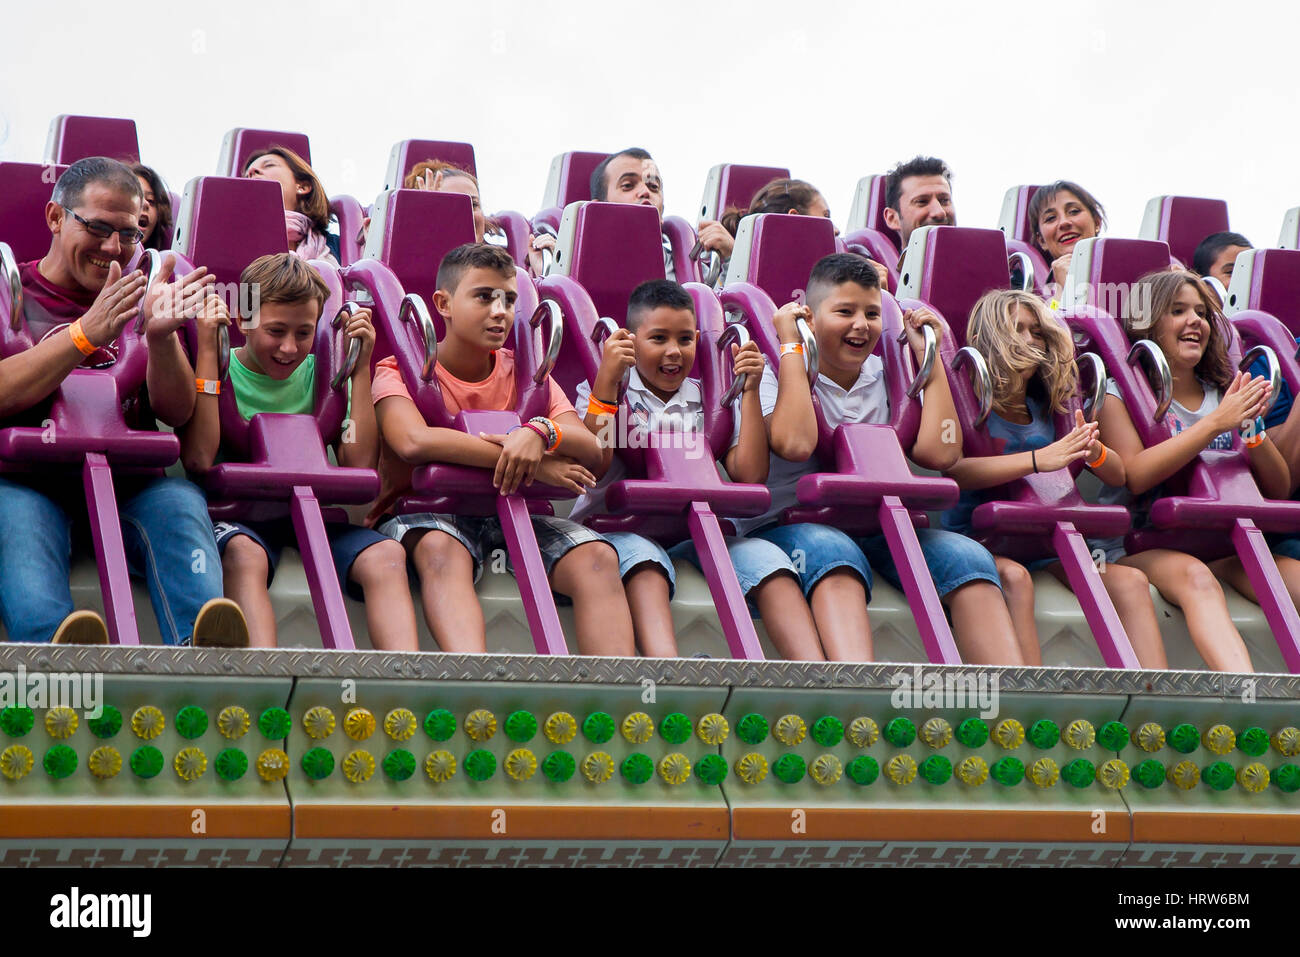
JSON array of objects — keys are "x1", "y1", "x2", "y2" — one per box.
[
  {"x1": 572, "y1": 279, "x2": 840, "y2": 660},
  {"x1": 749, "y1": 253, "x2": 1026, "y2": 665}
]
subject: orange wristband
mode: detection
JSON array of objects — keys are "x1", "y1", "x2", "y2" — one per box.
[
  {"x1": 779, "y1": 342, "x2": 805, "y2": 358},
  {"x1": 68, "y1": 320, "x2": 96, "y2": 357},
  {"x1": 196, "y1": 378, "x2": 220, "y2": 396},
  {"x1": 587, "y1": 396, "x2": 618, "y2": 417},
  {"x1": 549, "y1": 423, "x2": 563, "y2": 452},
  {"x1": 1086, "y1": 443, "x2": 1107, "y2": 469}
]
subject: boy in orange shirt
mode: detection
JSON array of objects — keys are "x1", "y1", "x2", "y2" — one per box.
[{"x1": 370, "y1": 243, "x2": 636, "y2": 655}]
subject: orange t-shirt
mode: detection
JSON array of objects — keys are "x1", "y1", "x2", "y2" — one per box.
[{"x1": 367, "y1": 349, "x2": 574, "y2": 523}]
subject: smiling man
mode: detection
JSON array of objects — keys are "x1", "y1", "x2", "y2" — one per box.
[
  {"x1": 589, "y1": 147, "x2": 676, "y2": 279},
  {"x1": 2, "y1": 156, "x2": 248, "y2": 647}
]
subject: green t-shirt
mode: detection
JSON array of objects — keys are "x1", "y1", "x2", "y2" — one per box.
[{"x1": 229, "y1": 351, "x2": 317, "y2": 420}]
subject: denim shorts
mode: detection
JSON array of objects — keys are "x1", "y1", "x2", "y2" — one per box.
[
  {"x1": 749, "y1": 522, "x2": 874, "y2": 599},
  {"x1": 214, "y1": 519, "x2": 389, "y2": 602},
  {"x1": 858, "y1": 528, "x2": 1002, "y2": 597},
  {"x1": 378, "y1": 512, "x2": 610, "y2": 584},
  {"x1": 669, "y1": 534, "x2": 804, "y2": 616},
  {"x1": 602, "y1": 531, "x2": 678, "y2": 599},
  {"x1": 1267, "y1": 533, "x2": 1300, "y2": 562}
]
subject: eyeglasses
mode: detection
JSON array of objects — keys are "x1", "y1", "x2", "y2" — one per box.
[{"x1": 63, "y1": 208, "x2": 144, "y2": 246}]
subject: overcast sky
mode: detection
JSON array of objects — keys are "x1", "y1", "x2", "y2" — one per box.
[{"x1": 3, "y1": 0, "x2": 1296, "y2": 247}]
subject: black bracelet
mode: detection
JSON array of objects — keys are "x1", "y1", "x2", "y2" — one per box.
[{"x1": 1031, "y1": 449, "x2": 1038, "y2": 473}]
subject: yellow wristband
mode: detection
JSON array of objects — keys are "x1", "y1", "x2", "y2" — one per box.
[{"x1": 68, "y1": 320, "x2": 96, "y2": 357}]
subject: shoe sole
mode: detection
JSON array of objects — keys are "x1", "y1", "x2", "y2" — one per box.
[
  {"x1": 192, "y1": 600, "x2": 250, "y2": 649},
  {"x1": 51, "y1": 611, "x2": 109, "y2": 645}
]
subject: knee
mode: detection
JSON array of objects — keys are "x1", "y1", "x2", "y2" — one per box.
[
  {"x1": 351, "y1": 540, "x2": 407, "y2": 585},
  {"x1": 412, "y1": 531, "x2": 468, "y2": 576},
  {"x1": 1106, "y1": 564, "x2": 1152, "y2": 601},
  {"x1": 562, "y1": 541, "x2": 621, "y2": 584},
  {"x1": 222, "y1": 536, "x2": 268, "y2": 579},
  {"x1": 996, "y1": 557, "x2": 1033, "y2": 595},
  {"x1": 1181, "y1": 560, "x2": 1225, "y2": 599}
]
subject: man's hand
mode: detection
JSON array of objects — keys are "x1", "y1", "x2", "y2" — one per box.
[
  {"x1": 732, "y1": 340, "x2": 765, "y2": 393},
  {"x1": 80, "y1": 261, "x2": 147, "y2": 347},
  {"x1": 480, "y1": 427, "x2": 546, "y2": 494},
  {"x1": 696, "y1": 220, "x2": 735, "y2": 260},
  {"x1": 142, "y1": 253, "x2": 218, "y2": 343},
  {"x1": 534, "y1": 454, "x2": 597, "y2": 495},
  {"x1": 527, "y1": 232, "x2": 556, "y2": 275},
  {"x1": 344, "y1": 306, "x2": 377, "y2": 368},
  {"x1": 866, "y1": 258, "x2": 890, "y2": 288},
  {"x1": 773, "y1": 301, "x2": 812, "y2": 345}
]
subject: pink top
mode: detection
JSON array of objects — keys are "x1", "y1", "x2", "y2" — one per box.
[{"x1": 368, "y1": 349, "x2": 574, "y2": 522}]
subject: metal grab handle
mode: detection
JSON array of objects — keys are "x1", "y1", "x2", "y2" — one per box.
[
  {"x1": 134, "y1": 248, "x2": 165, "y2": 334},
  {"x1": 952, "y1": 346, "x2": 993, "y2": 429},
  {"x1": 689, "y1": 239, "x2": 722, "y2": 287},
  {"x1": 399, "y1": 293, "x2": 438, "y2": 381},
  {"x1": 1127, "y1": 339, "x2": 1173, "y2": 424},
  {"x1": 1009, "y1": 251, "x2": 1035, "y2": 292},
  {"x1": 330, "y1": 301, "x2": 364, "y2": 391},
  {"x1": 904, "y1": 323, "x2": 938, "y2": 399},
  {"x1": 795, "y1": 315, "x2": 819, "y2": 386},
  {"x1": 717, "y1": 322, "x2": 751, "y2": 408},
  {"x1": 217, "y1": 323, "x2": 230, "y2": 382},
  {"x1": 590, "y1": 316, "x2": 630, "y2": 402},
  {"x1": 1, "y1": 241, "x2": 23, "y2": 333},
  {"x1": 530, "y1": 299, "x2": 563, "y2": 386},
  {"x1": 1240, "y1": 344, "x2": 1281, "y2": 419},
  {"x1": 534, "y1": 223, "x2": 558, "y2": 277},
  {"x1": 1076, "y1": 351, "x2": 1107, "y2": 423}
]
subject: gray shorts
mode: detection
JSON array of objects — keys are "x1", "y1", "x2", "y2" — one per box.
[{"x1": 378, "y1": 512, "x2": 612, "y2": 583}]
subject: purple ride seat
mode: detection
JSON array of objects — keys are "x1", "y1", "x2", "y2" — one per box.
[
  {"x1": 0, "y1": 162, "x2": 70, "y2": 264},
  {"x1": 537, "y1": 201, "x2": 771, "y2": 660},
  {"x1": 903, "y1": 225, "x2": 1140, "y2": 668},
  {"x1": 44, "y1": 115, "x2": 140, "y2": 165},
  {"x1": 719, "y1": 211, "x2": 965, "y2": 664},
  {"x1": 1223, "y1": 248, "x2": 1300, "y2": 338},
  {"x1": 384, "y1": 138, "x2": 478, "y2": 188},
  {"x1": 698, "y1": 163, "x2": 791, "y2": 222},
  {"x1": 343, "y1": 199, "x2": 574, "y2": 655},
  {"x1": 843, "y1": 174, "x2": 902, "y2": 284},
  {"x1": 1061, "y1": 237, "x2": 1300, "y2": 671},
  {"x1": 171, "y1": 175, "x2": 374, "y2": 649},
  {"x1": 1139, "y1": 195, "x2": 1230, "y2": 270},
  {"x1": 217, "y1": 128, "x2": 312, "y2": 177}
]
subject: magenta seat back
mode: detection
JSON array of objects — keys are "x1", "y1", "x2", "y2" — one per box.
[
  {"x1": 851, "y1": 175, "x2": 901, "y2": 251},
  {"x1": 702, "y1": 163, "x2": 790, "y2": 220},
  {"x1": 1142, "y1": 195, "x2": 1229, "y2": 269},
  {"x1": 45, "y1": 115, "x2": 139, "y2": 165},
  {"x1": 173, "y1": 177, "x2": 288, "y2": 343},
  {"x1": 385, "y1": 139, "x2": 478, "y2": 189},
  {"x1": 998, "y1": 184, "x2": 1042, "y2": 244},
  {"x1": 909, "y1": 226, "x2": 1013, "y2": 346},
  {"x1": 1233, "y1": 249, "x2": 1300, "y2": 337},
  {"x1": 565, "y1": 202, "x2": 665, "y2": 323},
  {"x1": 368, "y1": 189, "x2": 476, "y2": 345},
  {"x1": 218, "y1": 128, "x2": 312, "y2": 177},
  {"x1": 1066, "y1": 238, "x2": 1172, "y2": 321},
  {"x1": 0, "y1": 162, "x2": 69, "y2": 263},
  {"x1": 737, "y1": 213, "x2": 837, "y2": 305},
  {"x1": 543, "y1": 151, "x2": 609, "y2": 208}
]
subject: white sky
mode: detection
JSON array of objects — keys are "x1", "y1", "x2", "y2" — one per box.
[{"x1": 3, "y1": 0, "x2": 1297, "y2": 248}]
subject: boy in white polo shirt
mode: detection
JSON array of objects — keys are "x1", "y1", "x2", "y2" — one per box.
[
  {"x1": 572, "y1": 279, "x2": 844, "y2": 660},
  {"x1": 744, "y1": 253, "x2": 1026, "y2": 665}
]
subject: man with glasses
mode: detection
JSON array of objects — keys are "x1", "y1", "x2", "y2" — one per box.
[{"x1": 3, "y1": 156, "x2": 248, "y2": 647}]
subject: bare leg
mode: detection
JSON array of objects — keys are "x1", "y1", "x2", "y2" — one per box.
[
  {"x1": 222, "y1": 535, "x2": 276, "y2": 648},
  {"x1": 549, "y1": 542, "x2": 636, "y2": 657},
  {"x1": 1119, "y1": 549, "x2": 1251, "y2": 672},
  {"x1": 807, "y1": 570, "x2": 872, "y2": 661},
  {"x1": 348, "y1": 540, "x2": 419, "y2": 652},
  {"x1": 1211, "y1": 553, "x2": 1300, "y2": 610},
  {"x1": 996, "y1": 556, "x2": 1041, "y2": 666},
  {"x1": 751, "y1": 572, "x2": 826, "y2": 662},
  {"x1": 947, "y1": 582, "x2": 1024, "y2": 665},
  {"x1": 407, "y1": 529, "x2": 486, "y2": 653},
  {"x1": 623, "y1": 564, "x2": 678, "y2": 657},
  {"x1": 1046, "y1": 559, "x2": 1167, "y2": 669}
]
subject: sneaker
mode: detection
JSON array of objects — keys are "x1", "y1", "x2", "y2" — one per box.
[
  {"x1": 51, "y1": 610, "x2": 110, "y2": 645},
  {"x1": 191, "y1": 598, "x2": 250, "y2": 649}
]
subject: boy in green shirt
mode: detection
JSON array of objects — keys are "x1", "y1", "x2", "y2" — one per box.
[{"x1": 181, "y1": 253, "x2": 418, "y2": 650}]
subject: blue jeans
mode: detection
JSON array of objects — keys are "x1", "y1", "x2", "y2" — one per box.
[
  {"x1": 749, "y1": 523, "x2": 874, "y2": 598},
  {"x1": 857, "y1": 528, "x2": 1001, "y2": 597},
  {"x1": 0, "y1": 475, "x2": 223, "y2": 644}
]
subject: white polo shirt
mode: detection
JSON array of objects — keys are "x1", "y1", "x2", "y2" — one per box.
[
  {"x1": 570, "y1": 368, "x2": 742, "y2": 523},
  {"x1": 731, "y1": 354, "x2": 889, "y2": 535}
]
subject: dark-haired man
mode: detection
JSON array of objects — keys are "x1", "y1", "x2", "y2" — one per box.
[{"x1": 590, "y1": 147, "x2": 675, "y2": 279}]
